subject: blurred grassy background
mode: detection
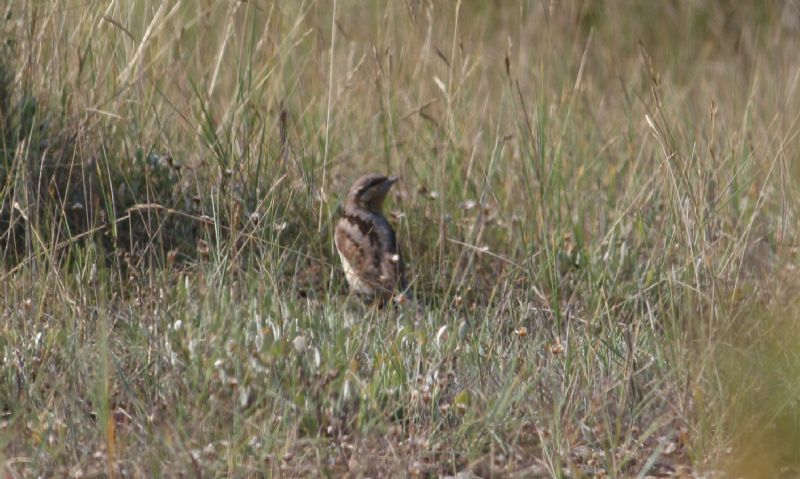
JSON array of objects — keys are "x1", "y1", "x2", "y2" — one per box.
[{"x1": 1, "y1": 0, "x2": 799, "y2": 476}]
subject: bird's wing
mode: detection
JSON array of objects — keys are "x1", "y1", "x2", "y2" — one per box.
[{"x1": 373, "y1": 215, "x2": 406, "y2": 293}]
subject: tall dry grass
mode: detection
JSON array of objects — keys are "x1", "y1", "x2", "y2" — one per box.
[{"x1": 1, "y1": 1, "x2": 799, "y2": 476}]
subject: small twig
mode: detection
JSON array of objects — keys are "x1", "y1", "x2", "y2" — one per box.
[
  {"x1": 446, "y1": 237, "x2": 523, "y2": 269},
  {"x1": 1, "y1": 212, "x2": 132, "y2": 282}
]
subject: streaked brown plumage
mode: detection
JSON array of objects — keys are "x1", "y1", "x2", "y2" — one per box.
[{"x1": 334, "y1": 173, "x2": 406, "y2": 303}]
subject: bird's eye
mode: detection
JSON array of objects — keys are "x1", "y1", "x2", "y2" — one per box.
[
  {"x1": 366, "y1": 177, "x2": 386, "y2": 189},
  {"x1": 358, "y1": 177, "x2": 387, "y2": 196}
]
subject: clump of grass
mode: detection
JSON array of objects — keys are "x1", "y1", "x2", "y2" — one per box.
[
  {"x1": 1, "y1": 1, "x2": 799, "y2": 477},
  {"x1": 698, "y1": 275, "x2": 800, "y2": 477}
]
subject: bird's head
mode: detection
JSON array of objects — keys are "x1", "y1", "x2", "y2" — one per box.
[{"x1": 346, "y1": 173, "x2": 399, "y2": 213}]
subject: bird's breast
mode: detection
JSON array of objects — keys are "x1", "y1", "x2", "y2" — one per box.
[{"x1": 336, "y1": 247, "x2": 375, "y2": 295}]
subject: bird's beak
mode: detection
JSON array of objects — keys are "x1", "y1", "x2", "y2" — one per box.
[{"x1": 386, "y1": 176, "x2": 400, "y2": 185}]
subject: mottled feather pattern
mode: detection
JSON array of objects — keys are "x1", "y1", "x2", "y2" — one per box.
[{"x1": 334, "y1": 174, "x2": 407, "y2": 303}]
